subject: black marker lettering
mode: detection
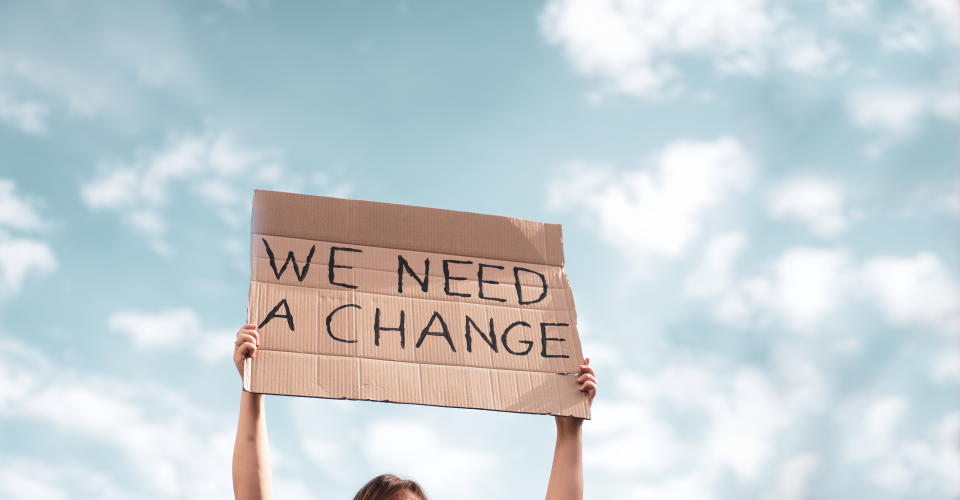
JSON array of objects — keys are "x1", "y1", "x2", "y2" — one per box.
[
  {"x1": 477, "y1": 263, "x2": 507, "y2": 303},
  {"x1": 502, "y1": 320, "x2": 533, "y2": 355},
  {"x1": 258, "y1": 298, "x2": 295, "y2": 331},
  {"x1": 374, "y1": 308, "x2": 405, "y2": 348},
  {"x1": 328, "y1": 246, "x2": 362, "y2": 289},
  {"x1": 443, "y1": 259, "x2": 473, "y2": 298},
  {"x1": 397, "y1": 255, "x2": 430, "y2": 293},
  {"x1": 465, "y1": 315, "x2": 497, "y2": 353},
  {"x1": 514, "y1": 267, "x2": 548, "y2": 305},
  {"x1": 325, "y1": 303, "x2": 360, "y2": 343},
  {"x1": 416, "y1": 311, "x2": 456, "y2": 352},
  {"x1": 262, "y1": 238, "x2": 315, "y2": 282},
  {"x1": 539, "y1": 322, "x2": 570, "y2": 358}
]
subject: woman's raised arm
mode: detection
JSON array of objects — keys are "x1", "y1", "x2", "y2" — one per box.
[
  {"x1": 545, "y1": 358, "x2": 598, "y2": 500},
  {"x1": 232, "y1": 325, "x2": 274, "y2": 500}
]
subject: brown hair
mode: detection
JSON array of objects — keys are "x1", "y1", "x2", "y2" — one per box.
[{"x1": 353, "y1": 474, "x2": 427, "y2": 500}]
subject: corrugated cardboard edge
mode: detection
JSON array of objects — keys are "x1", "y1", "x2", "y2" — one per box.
[{"x1": 252, "y1": 189, "x2": 565, "y2": 267}]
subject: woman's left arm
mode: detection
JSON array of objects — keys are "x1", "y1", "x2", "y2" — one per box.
[{"x1": 545, "y1": 359, "x2": 598, "y2": 500}]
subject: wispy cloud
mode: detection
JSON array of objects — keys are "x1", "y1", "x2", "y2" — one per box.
[
  {"x1": 769, "y1": 177, "x2": 850, "y2": 237},
  {"x1": 686, "y1": 239, "x2": 960, "y2": 335},
  {"x1": 107, "y1": 308, "x2": 233, "y2": 363},
  {"x1": 80, "y1": 131, "x2": 346, "y2": 256},
  {"x1": 0, "y1": 335, "x2": 232, "y2": 498},
  {"x1": 846, "y1": 87, "x2": 960, "y2": 155},
  {"x1": 586, "y1": 353, "x2": 825, "y2": 499},
  {"x1": 842, "y1": 396, "x2": 960, "y2": 494},
  {"x1": 0, "y1": 0, "x2": 198, "y2": 133},
  {"x1": 548, "y1": 137, "x2": 754, "y2": 263},
  {"x1": 364, "y1": 418, "x2": 500, "y2": 500},
  {"x1": 0, "y1": 178, "x2": 55, "y2": 294},
  {"x1": 538, "y1": 0, "x2": 855, "y2": 99}
]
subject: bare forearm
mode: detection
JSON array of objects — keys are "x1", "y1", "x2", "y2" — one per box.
[
  {"x1": 233, "y1": 390, "x2": 273, "y2": 500},
  {"x1": 545, "y1": 418, "x2": 583, "y2": 500}
]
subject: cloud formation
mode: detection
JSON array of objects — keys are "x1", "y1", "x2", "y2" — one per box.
[
  {"x1": 107, "y1": 307, "x2": 233, "y2": 362},
  {"x1": 81, "y1": 131, "x2": 307, "y2": 256},
  {"x1": 0, "y1": 0, "x2": 198, "y2": 133},
  {"x1": 770, "y1": 177, "x2": 849, "y2": 237},
  {"x1": 0, "y1": 335, "x2": 233, "y2": 498},
  {"x1": 548, "y1": 137, "x2": 753, "y2": 261},
  {"x1": 0, "y1": 178, "x2": 55, "y2": 294},
  {"x1": 539, "y1": 0, "x2": 855, "y2": 98}
]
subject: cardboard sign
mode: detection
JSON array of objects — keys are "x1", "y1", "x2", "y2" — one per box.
[{"x1": 243, "y1": 190, "x2": 590, "y2": 418}]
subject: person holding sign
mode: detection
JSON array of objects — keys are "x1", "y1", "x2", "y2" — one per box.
[{"x1": 231, "y1": 324, "x2": 599, "y2": 500}]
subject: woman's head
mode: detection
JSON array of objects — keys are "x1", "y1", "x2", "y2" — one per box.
[{"x1": 353, "y1": 474, "x2": 427, "y2": 500}]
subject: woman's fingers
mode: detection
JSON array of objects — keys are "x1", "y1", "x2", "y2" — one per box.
[
  {"x1": 237, "y1": 325, "x2": 260, "y2": 337},
  {"x1": 576, "y1": 357, "x2": 598, "y2": 401},
  {"x1": 577, "y1": 373, "x2": 598, "y2": 385},
  {"x1": 234, "y1": 326, "x2": 259, "y2": 377},
  {"x1": 235, "y1": 341, "x2": 258, "y2": 359},
  {"x1": 579, "y1": 380, "x2": 597, "y2": 398},
  {"x1": 236, "y1": 327, "x2": 259, "y2": 342},
  {"x1": 236, "y1": 333, "x2": 258, "y2": 347}
]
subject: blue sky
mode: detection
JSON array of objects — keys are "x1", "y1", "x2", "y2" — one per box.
[{"x1": 0, "y1": 0, "x2": 958, "y2": 499}]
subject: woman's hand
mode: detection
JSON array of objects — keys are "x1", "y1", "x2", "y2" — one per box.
[
  {"x1": 575, "y1": 357, "x2": 598, "y2": 403},
  {"x1": 232, "y1": 323, "x2": 273, "y2": 500},
  {"x1": 234, "y1": 324, "x2": 259, "y2": 378},
  {"x1": 545, "y1": 357, "x2": 596, "y2": 500},
  {"x1": 555, "y1": 357, "x2": 598, "y2": 432}
]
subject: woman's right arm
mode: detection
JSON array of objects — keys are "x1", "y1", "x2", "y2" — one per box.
[{"x1": 232, "y1": 324, "x2": 274, "y2": 500}]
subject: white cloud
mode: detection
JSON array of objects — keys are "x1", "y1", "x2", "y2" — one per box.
[
  {"x1": 81, "y1": 131, "x2": 298, "y2": 255},
  {"x1": 0, "y1": 335, "x2": 235, "y2": 498},
  {"x1": 0, "y1": 178, "x2": 56, "y2": 295},
  {"x1": 0, "y1": 461, "x2": 68, "y2": 500},
  {"x1": 762, "y1": 453, "x2": 819, "y2": 500},
  {"x1": 845, "y1": 397, "x2": 960, "y2": 495},
  {"x1": 107, "y1": 308, "x2": 232, "y2": 362},
  {"x1": 0, "y1": 179, "x2": 47, "y2": 231},
  {"x1": 845, "y1": 88, "x2": 960, "y2": 153},
  {"x1": 80, "y1": 167, "x2": 139, "y2": 210},
  {"x1": 932, "y1": 351, "x2": 960, "y2": 383},
  {"x1": 913, "y1": 0, "x2": 960, "y2": 44},
  {"x1": 846, "y1": 89, "x2": 929, "y2": 136},
  {"x1": 364, "y1": 418, "x2": 499, "y2": 500},
  {"x1": 780, "y1": 35, "x2": 845, "y2": 75},
  {"x1": 688, "y1": 243, "x2": 960, "y2": 335},
  {"x1": 539, "y1": 0, "x2": 854, "y2": 98},
  {"x1": 770, "y1": 177, "x2": 849, "y2": 237},
  {"x1": 828, "y1": 0, "x2": 874, "y2": 19},
  {"x1": 548, "y1": 137, "x2": 753, "y2": 261},
  {"x1": 539, "y1": 0, "x2": 780, "y2": 97},
  {"x1": 689, "y1": 244, "x2": 852, "y2": 333},
  {"x1": 861, "y1": 253, "x2": 960, "y2": 334},
  {"x1": 0, "y1": 459, "x2": 134, "y2": 500},
  {"x1": 685, "y1": 231, "x2": 747, "y2": 297},
  {"x1": 0, "y1": 234, "x2": 56, "y2": 293},
  {"x1": 586, "y1": 356, "x2": 825, "y2": 499},
  {"x1": 0, "y1": 0, "x2": 198, "y2": 133},
  {"x1": 850, "y1": 396, "x2": 908, "y2": 461},
  {"x1": 881, "y1": 20, "x2": 934, "y2": 52},
  {"x1": 0, "y1": 90, "x2": 47, "y2": 134}
]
